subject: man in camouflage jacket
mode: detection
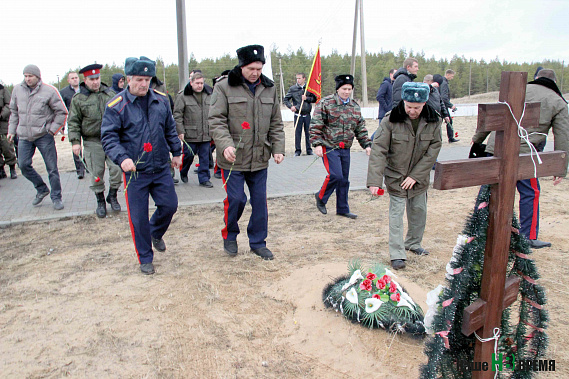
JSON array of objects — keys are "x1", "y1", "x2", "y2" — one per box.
[{"x1": 310, "y1": 74, "x2": 371, "y2": 219}]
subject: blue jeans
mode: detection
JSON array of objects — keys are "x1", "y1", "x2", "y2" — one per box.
[{"x1": 18, "y1": 133, "x2": 62, "y2": 200}]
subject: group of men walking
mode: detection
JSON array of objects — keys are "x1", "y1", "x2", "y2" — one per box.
[{"x1": 3, "y1": 49, "x2": 567, "y2": 274}]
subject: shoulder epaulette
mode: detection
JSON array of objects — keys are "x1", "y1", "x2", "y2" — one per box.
[
  {"x1": 107, "y1": 96, "x2": 122, "y2": 108},
  {"x1": 153, "y1": 89, "x2": 167, "y2": 97}
]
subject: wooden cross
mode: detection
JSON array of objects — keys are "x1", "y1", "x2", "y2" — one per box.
[{"x1": 433, "y1": 71, "x2": 568, "y2": 379}]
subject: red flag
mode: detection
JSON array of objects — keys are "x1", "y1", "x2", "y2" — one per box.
[{"x1": 306, "y1": 46, "x2": 321, "y2": 103}]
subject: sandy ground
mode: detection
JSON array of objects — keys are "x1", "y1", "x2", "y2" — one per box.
[{"x1": 3, "y1": 92, "x2": 568, "y2": 378}]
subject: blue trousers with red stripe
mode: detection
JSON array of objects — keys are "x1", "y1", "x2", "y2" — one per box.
[
  {"x1": 180, "y1": 141, "x2": 211, "y2": 183},
  {"x1": 124, "y1": 167, "x2": 178, "y2": 264},
  {"x1": 221, "y1": 168, "x2": 268, "y2": 249},
  {"x1": 517, "y1": 178, "x2": 540, "y2": 240},
  {"x1": 317, "y1": 147, "x2": 350, "y2": 214}
]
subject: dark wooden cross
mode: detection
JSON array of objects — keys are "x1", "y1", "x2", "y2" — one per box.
[{"x1": 433, "y1": 71, "x2": 568, "y2": 379}]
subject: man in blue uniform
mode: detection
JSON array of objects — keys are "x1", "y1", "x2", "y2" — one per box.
[{"x1": 101, "y1": 56, "x2": 182, "y2": 275}]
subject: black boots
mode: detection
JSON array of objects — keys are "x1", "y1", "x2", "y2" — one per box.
[
  {"x1": 106, "y1": 188, "x2": 121, "y2": 212},
  {"x1": 0, "y1": 166, "x2": 6, "y2": 179},
  {"x1": 9, "y1": 165, "x2": 17, "y2": 179},
  {"x1": 96, "y1": 192, "x2": 107, "y2": 218}
]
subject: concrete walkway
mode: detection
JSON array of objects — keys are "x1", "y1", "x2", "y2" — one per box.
[{"x1": 0, "y1": 144, "x2": 473, "y2": 227}]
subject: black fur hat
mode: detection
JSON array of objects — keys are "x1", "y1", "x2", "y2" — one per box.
[
  {"x1": 236, "y1": 45, "x2": 265, "y2": 67},
  {"x1": 335, "y1": 74, "x2": 354, "y2": 90}
]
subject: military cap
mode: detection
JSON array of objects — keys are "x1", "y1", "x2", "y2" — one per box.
[
  {"x1": 124, "y1": 56, "x2": 156, "y2": 77},
  {"x1": 79, "y1": 64, "x2": 103, "y2": 78},
  {"x1": 236, "y1": 45, "x2": 265, "y2": 67},
  {"x1": 335, "y1": 74, "x2": 354, "y2": 90},
  {"x1": 402, "y1": 82, "x2": 430, "y2": 103}
]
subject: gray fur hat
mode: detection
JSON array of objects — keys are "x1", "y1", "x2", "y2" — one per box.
[
  {"x1": 124, "y1": 56, "x2": 156, "y2": 77},
  {"x1": 402, "y1": 82, "x2": 429, "y2": 103},
  {"x1": 23, "y1": 64, "x2": 41, "y2": 78}
]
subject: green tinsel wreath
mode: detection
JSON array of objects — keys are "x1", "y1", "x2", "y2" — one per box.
[
  {"x1": 323, "y1": 260, "x2": 426, "y2": 336},
  {"x1": 420, "y1": 185, "x2": 548, "y2": 379}
]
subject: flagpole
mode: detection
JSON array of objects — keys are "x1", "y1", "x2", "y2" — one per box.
[{"x1": 293, "y1": 45, "x2": 320, "y2": 131}]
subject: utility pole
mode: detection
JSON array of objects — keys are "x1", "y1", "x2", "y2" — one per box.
[
  {"x1": 176, "y1": 0, "x2": 189, "y2": 91},
  {"x1": 350, "y1": 0, "x2": 359, "y2": 76},
  {"x1": 359, "y1": 0, "x2": 368, "y2": 106},
  {"x1": 468, "y1": 59, "x2": 472, "y2": 98},
  {"x1": 561, "y1": 60, "x2": 565, "y2": 93},
  {"x1": 57, "y1": 75, "x2": 60, "y2": 90},
  {"x1": 486, "y1": 65, "x2": 489, "y2": 93},
  {"x1": 279, "y1": 58, "x2": 285, "y2": 105}
]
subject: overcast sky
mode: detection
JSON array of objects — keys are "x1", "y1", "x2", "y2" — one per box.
[{"x1": 2, "y1": 0, "x2": 568, "y2": 86}]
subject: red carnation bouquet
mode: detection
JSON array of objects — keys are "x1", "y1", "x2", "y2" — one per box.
[{"x1": 125, "y1": 142, "x2": 152, "y2": 192}]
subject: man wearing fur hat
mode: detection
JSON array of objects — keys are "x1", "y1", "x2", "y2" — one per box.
[
  {"x1": 101, "y1": 56, "x2": 182, "y2": 275},
  {"x1": 209, "y1": 44, "x2": 285, "y2": 260},
  {"x1": 68, "y1": 63, "x2": 122, "y2": 218},
  {"x1": 310, "y1": 74, "x2": 371, "y2": 219},
  {"x1": 367, "y1": 82, "x2": 442, "y2": 270},
  {"x1": 8, "y1": 64, "x2": 68, "y2": 210},
  {"x1": 472, "y1": 68, "x2": 569, "y2": 249}
]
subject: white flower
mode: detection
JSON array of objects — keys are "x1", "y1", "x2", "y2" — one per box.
[
  {"x1": 396, "y1": 297, "x2": 413, "y2": 309},
  {"x1": 346, "y1": 288, "x2": 359, "y2": 304},
  {"x1": 341, "y1": 269, "x2": 365, "y2": 291},
  {"x1": 393, "y1": 280, "x2": 416, "y2": 307},
  {"x1": 424, "y1": 285, "x2": 445, "y2": 334},
  {"x1": 365, "y1": 298, "x2": 382, "y2": 313}
]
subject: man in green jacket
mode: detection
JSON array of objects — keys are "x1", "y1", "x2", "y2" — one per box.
[
  {"x1": 68, "y1": 64, "x2": 122, "y2": 218},
  {"x1": 174, "y1": 72, "x2": 213, "y2": 187},
  {"x1": 209, "y1": 44, "x2": 285, "y2": 260},
  {"x1": 367, "y1": 82, "x2": 442, "y2": 270},
  {"x1": 0, "y1": 83, "x2": 17, "y2": 179}
]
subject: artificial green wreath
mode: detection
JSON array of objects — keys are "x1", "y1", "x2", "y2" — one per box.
[{"x1": 323, "y1": 260, "x2": 425, "y2": 335}]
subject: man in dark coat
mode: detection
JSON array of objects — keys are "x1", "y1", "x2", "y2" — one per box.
[
  {"x1": 424, "y1": 74, "x2": 450, "y2": 123},
  {"x1": 110, "y1": 73, "x2": 125, "y2": 93},
  {"x1": 60, "y1": 71, "x2": 85, "y2": 178},
  {"x1": 101, "y1": 56, "x2": 182, "y2": 275},
  {"x1": 372, "y1": 68, "x2": 395, "y2": 140},
  {"x1": 284, "y1": 73, "x2": 317, "y2": 156},
  {"x1": 438, "y1": 70, "x2": 459, "y2": 143},
  {"x1": 391, "y1": 57, "x2": 419, "y2": 108}
]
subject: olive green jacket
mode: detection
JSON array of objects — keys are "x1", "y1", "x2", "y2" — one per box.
[
  {"x1": 68, "y1": 83, "x2": 115, "y2": 145},
  {"x1": 173, "y1": 83, "x2": 212, "y2": 142},
  {"x1": 208, "y1": 68, "x2": 285, "y2": 172},
  {"x1": 367, "y1": 102, "x2": 442, "y2": 198},
  {"x1": 0, "y1": 84, "x2": 12, "y2": 134},
  {"x1": 472, "y1": 83, "x2": 569, "y2": 159}
]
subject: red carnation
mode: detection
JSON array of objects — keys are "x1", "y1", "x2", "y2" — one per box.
[
  {"x1": 61, "y1": 136, "x2": 66, "y2": 141},
  {"x1": 377, "y1": 188, "x2": 385, "y2": 196},
  {"x1": 366, "y1": 272, "x2": 377, "y2": 281},
  {"x1": 339, "y1": 142, "x2": 345, "y2": 149},
  {"x1": 241, "y1": 121, "x2": 250, "y2": 130},
  {"x1": 382, "y1": 275, "x2": 391, "y2": 282},
  {"x1": 359, "y1": 279, "x2": 372, "y2": 291},
  {"x1": 389, "y1": 282, "x2": 397, "y2": 293},
  {"x1": 373, "y1": 294, "x2": 381, "y2": 300},
  {"x1": 196, "y1": 163, "x2": 200, "y2": 167},
  {"x1": 143, "y1": 142, "x2": 153, "y2": 153},
  {"x1": 95, "y1": 177, "x2": 101, "y2": 183},
  {"x1": 390, "y1": 293, "x2": 401, "y2": 302},
  {"x1": 455, "y1": 132, "x2": 459, "y2": 138},
  {"x1": 377, "y1": 280, "x2": 386, "y2": 290}
]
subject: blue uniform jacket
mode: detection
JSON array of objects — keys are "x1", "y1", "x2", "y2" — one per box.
[{"x1": 101, "y1": 88, "x2": 182, "y2": 173}]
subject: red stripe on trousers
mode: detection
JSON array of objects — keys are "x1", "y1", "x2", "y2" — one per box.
[
  {"x1": 221, "y1": 168, "x2": 229, "y2": 239},
  {"x1": 318, "y1": 146, "x2": 331, "y2": 199},
  {"x1": 530, "y1": 178, "x2": 540, "y2": 240},
  {"x1": 123, "y1": 172, "x2": 141, "y2": 263}
]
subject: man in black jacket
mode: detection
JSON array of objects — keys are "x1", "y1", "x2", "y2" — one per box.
[
  {"x1": 439, "y1": 69, "x2": 459, "y2": 143},
  {"x1": 391, "y1": 57, "x2": 419, "y2": 108},
  {"x1": 60, "y1": 72, "x2": 86, "y2": 178},
  {"x1": 423, "y1": 75, "x2": 450, "y2": 123},
  {"x1": 284, "y1": 73, "x2": 317, "y2": 156}
]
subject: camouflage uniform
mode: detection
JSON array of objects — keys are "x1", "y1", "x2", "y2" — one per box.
[{"x1": 310, "y1": 93, "x2": 371, "y2": 216}]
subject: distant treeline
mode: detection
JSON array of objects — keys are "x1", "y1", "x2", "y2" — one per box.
[{"x1": 49, "y1": 48, "x2": 567, "y2": 102}]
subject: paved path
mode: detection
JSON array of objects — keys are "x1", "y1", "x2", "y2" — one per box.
[{"x1": 0, "y1": 144, "x2": 478, "y2": 227}]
